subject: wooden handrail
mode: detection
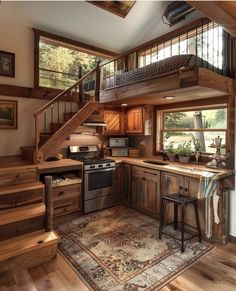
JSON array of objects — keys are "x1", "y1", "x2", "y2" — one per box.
[{"x1": 34, "y1": 67, "x2": 97, "y2": 116}]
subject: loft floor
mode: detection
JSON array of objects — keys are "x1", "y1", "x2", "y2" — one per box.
[{"x1": 1, "y1": 243, "x2": 236, "y2": 290}]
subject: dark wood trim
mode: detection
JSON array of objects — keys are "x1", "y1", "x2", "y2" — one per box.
[
  {"x1": 0, "y1": 84, "x2": 31, "y2": 98},
  {"x1": 227, "y1": 95, "x2": 235, "y2": 169},
  {"x1": 32, "y1": 28, "x2": 117, "y2": 59},
  {"x1": 34, "y1": 31, "x2": 40, "y2": 88}
]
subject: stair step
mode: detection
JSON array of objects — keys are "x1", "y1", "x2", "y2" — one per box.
[
  {"x1": 0, "y1": 203, "x2": 45, "y2": 226},
  {"x1": 0, "y1": 230, "x2": 59, "y2": 263},
  {"x1": 0, "y1": 181, "x2": 44, "y2": 196}
]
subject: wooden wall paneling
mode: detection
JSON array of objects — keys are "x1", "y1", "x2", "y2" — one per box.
[{"x1": 188, "y1": 1, "x2": 236, "y2": 38}]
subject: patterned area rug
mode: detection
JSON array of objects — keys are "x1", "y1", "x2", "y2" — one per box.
[{"x1": 55, "y1": 206, "x2": 213, "y2": 290}]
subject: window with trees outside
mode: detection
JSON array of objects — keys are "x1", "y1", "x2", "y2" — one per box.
[
  {"x1": 38, "y1": 36, "x2": 104, "y2": 90},
  {"x1": 158, "y1": 106, "x2": 227, "y2": 154},
  {"x1": 138, "y1": 21, "x2": 224, "y2": 72}
]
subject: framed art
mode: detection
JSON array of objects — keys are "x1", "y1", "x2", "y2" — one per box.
[
  {"x1": 0, "y1": 50, "x2": 15, "y2": 78},
  {"x1": 0, "y1": 100, "x2": 17, "y2": 129},
  {"x1": 88, "y1": 1, "x2": 136, "y2": 18}
]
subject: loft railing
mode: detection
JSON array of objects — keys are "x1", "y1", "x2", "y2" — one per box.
[
  {"x1": 99, "y1": 17, "x2": 235, "y2": 90},
  {"x1": 34, "y1": 64, "x2": 100, "y2": 156}
]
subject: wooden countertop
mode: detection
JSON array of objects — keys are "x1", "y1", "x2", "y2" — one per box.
[
  {"x1": 112, "y1": 157, "x2": 235, "y2": 179},
  {"x1": 37, "y1": 159, "x2": 83, "y2": 174}
]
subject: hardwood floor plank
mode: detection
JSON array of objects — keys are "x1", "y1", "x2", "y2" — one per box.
[{"x1": 1, "y1": 243, "x2": 236, "y2": 291}]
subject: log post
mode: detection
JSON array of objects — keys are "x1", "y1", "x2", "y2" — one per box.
[
  {"x1": 95, "y1": 61, "x2": 101, "y2": 102},
  {"x1": 45, "y1": 176, "x2": 53, "y2": 232}
]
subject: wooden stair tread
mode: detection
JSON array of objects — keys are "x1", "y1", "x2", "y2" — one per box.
[
  {"x1": 0, "y1": 203, "x2": 45, "y2": 226},
  {"x1": 0, "y1": 181, "x2": 44, "y2": 196},
  {"x1": 0, "y1": 230, "x2": 59, "y2": 261}
]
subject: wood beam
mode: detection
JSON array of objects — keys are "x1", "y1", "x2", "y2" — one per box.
[{"x1": 188, "y1": 1, "x2": 236, "y2": 37}]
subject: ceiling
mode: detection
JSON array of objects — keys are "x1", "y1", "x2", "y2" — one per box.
[{"x1": 0, "y1": 1, "x2": 202, "y2": 54}]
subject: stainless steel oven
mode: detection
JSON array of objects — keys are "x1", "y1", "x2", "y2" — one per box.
[
  {"x1": 68, "y1": 145, "x2": 116, "y2": 214},
  {"x1": 84, "y1": 166, "x2": 116, "y2": 213}
]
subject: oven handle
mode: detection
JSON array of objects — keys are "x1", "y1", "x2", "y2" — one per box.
[{"x1": 85, "y1": 167, "x2": 116, "y2": 174}]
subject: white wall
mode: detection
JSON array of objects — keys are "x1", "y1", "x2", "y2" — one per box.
[{"x1": 0, "y1": 16, "x2": 34, "y2": 87}]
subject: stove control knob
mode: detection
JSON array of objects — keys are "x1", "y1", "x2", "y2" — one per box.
[
  {"x1": 106, "y1": 163, "x2": 111, "y2": 167},
  {"x1": 98, "y1": 164, "x2": 103, "y2": 168},
  {"x1": 90, "y1": 165, "x2": 95, "y2": 169}
]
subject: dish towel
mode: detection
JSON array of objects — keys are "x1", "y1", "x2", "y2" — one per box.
[{"x1": 198, "y1": 172, "x2": 220, "y2": 239}]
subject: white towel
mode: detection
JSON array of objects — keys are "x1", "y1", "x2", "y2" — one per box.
[{"x1": 198, "y1": 173, "x2": 220, "y2": 239}]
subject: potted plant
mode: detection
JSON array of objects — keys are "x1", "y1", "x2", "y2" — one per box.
[
  {"x1": 164, "y1": 141, "x2": 176, "y2": 162},
  {"x1": 191, "y1": 135, "x2": 201, "y2": 164},
  {"x1": 175, "y1": 140, "x2": 192, "y2": 163}
]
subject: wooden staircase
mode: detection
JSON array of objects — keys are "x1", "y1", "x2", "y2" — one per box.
[
  {"x1": 0, "y1": 166, "x2": 59, "y2": 283},
  {"x1": 22, "y1": 65, "x2": 103, "y2": 163}
]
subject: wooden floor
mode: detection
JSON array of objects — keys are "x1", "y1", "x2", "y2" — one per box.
[{"x1": 1, "y1": 242, "x2": 236, "y2": 291}]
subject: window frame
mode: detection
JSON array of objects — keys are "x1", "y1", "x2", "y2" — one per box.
[
  {"x1": 33, "y1": 28, "x2": 115, "y2": 89},
  {"x1": 154, "y1": 97, "x2": 234, "y2": 164}
]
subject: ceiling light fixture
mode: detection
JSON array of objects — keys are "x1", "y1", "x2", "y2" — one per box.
[
  {"x1": 164, "y1": 96, "x2": 175, "y2": 100},
  {"x1": 121, "y1": 103, "x2": 128, "y2": 106}
]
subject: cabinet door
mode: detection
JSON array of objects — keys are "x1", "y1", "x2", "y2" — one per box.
[
  {"x1": 103, "y1": 110, "x2": 124, "y2": 135},
  {"x1": 161, "y1": 172, "x2": 184, "y2": 221},
  {"x1": 126, "y1": 107, "x2": 143, "y2": 133},
  {"x1": 122, "y1": 163, "x2": 131, "y2": 203},
  {"x1": 184, "y1": 177, "x2": 204, "y2": 232},
  {"x1": 131, "y1": 166, "x2": 160, "y2": 216},
  {"x1": 114, "y1": 164, "x2": 123, "y2": 202}
]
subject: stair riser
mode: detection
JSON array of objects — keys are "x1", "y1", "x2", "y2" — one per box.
[
  {"x1": 0, "y1": 169, "x2": 37, "y2": 187},
  {"x1": 0, "y1": 243, "x2": 57, "y2": 272},
  {"x1": 0, "y1": 189, "x2": 44, "y2": 210},
  {"x1": 0, "y1": 216, "x2": 45, "y2": 242}
]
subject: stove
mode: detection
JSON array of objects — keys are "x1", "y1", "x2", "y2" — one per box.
[{"x1": 68, "y1": 145, "x2": 116, "y2": 213}]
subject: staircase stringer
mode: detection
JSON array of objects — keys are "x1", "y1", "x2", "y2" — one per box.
[{"x1": 36, "y1": 101, "x2": 100, "y2": 163}]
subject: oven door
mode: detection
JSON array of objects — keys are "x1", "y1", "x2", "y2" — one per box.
[{"x1": 84, "y1": 167, "x2": 115, "y2": 200}]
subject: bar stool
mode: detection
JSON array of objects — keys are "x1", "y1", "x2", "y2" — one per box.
[{"x1": 158, "y1": 191, "x2": 202, "y2": 252}]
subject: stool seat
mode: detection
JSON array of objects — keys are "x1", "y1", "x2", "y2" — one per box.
[
  {"x1": 162, "y1": 194, "x2": 197, "y2": 204},
  {"x1": 158, "y1": 191, "x2": 202, "y2": 252}
]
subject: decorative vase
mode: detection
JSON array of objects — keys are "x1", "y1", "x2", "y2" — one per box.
[
  {"x1": 178, "y1": 156, "x2": 190, "y2": 163},
  {"x1": 167, "y1": 152, "x2": 176, "y2": 162},
  {"x1": 194, "y1": 151, "x2": 201, "y2": 164}
]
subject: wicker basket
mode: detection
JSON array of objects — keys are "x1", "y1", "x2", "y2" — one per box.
[{"x1": 129, "y1": 148, "x2": 140, "y2": 158}]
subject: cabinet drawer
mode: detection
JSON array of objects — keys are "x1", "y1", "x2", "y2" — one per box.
[
  {"x1": 0, "y1": 186, "x2": 44, "y2": 210},
  {"x1": 132, "y1": 166, "x2": 160, "y2": 177},
  {"x1": 53, "y1": 197, "x2": 81, "y2": 217},
  {"x1": 0, "y1": 168, "x2": 38, "y2": 186},
  {"x1": 52, "y1": 183, "x2": 81, "y2": 201}
]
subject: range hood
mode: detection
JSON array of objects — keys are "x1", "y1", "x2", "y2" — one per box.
[{"x1": 83, "y1": 120, "x2": 107, "y2": 127}]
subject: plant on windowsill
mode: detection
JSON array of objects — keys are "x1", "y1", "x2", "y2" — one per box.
[
  {"x1": 191, "y1": 135, "x2": 201, "y2": 164},
  {"x1": 164, "y1": 141, "x2": 176, "y2": 162},
  {"x1": 175, "y1": 140, "x2": 192, "y2": 163}
]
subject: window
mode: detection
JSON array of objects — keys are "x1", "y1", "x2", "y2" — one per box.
[
  {"x1": 33, "y1": 29, "x2": 114, "y2": 89},
  {"x1": 138, "y1": 21, "x2": 225, "y2": 73},
  {"x1": 39, "y1": 38, "x2": 104, "y2": 89},
  {"x1": 157, "y1": 106, "x2": 228, "y2": 154}
]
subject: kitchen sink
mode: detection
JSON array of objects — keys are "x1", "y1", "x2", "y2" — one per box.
[{"x1": 142, "y1": 160, "x2": 169, "y2": 166}]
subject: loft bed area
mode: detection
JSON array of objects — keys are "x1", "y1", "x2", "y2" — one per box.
[
  {"x1": 101, "y1": 54, "x2": 226, "y2": 90},
  {"x1": 99, "y1": 18, "x2": 236, "y2": 105}
]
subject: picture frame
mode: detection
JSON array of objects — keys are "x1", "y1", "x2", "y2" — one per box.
[
  {"x1": 0, "y1": 100, "x2": 17, "y2": 129},
  {"x1": 0, "y1": 50, "x2": 15, "y2": 78}
]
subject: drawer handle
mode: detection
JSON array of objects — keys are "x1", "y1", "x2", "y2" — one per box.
[
  {"x1": 142, "y1": 177, "x2": 146, "y2": 181},
  {"x1": 58, "y1": 191, "x2": 65, "y2": 196},
  {"x1": 185, "y1": 187, "x2": 188, "y2": 192},
  {"x1": 16, "y1": 174, "x2": 20, "y2": 178}
]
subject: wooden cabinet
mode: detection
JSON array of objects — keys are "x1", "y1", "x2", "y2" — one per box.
[
  {"x1": 114, "y1": 164, "x2": 123, "y2": 202},
  {"x1": 103, "y1": 109, "x2": 124, "y2": 135},
  {"x1": 126, "y1": 107, "x2": 143, "y2": 133},
  {"x1": 122, "y1": 163, "x2": 131, "y2": 203},
  {"x1": 161, "y1": 172, "x2": 203, "y2": 231},
  {"x1": 131, "y1": 166, "x2": 160, "y2": 216}
]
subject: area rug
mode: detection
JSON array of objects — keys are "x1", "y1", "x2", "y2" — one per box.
[{"x1": 55, "y1": 205, "x2": 213, "y2": 290}]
